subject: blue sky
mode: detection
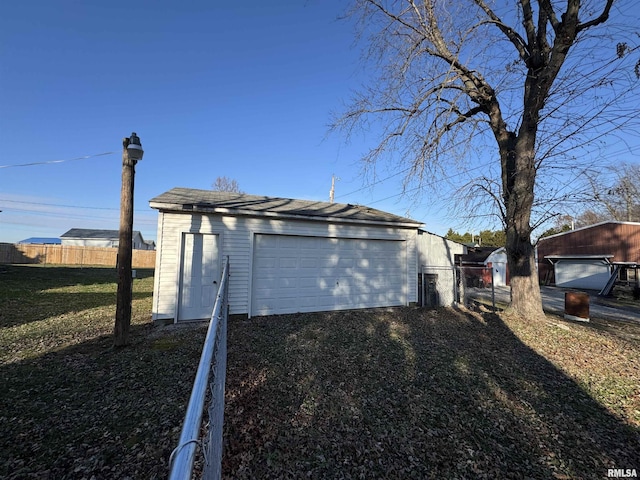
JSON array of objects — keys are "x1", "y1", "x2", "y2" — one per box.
[
  {"x1": 1, "y1": 0, "x2": 440, "y2": 244},
  {"x1": 1, "y1": 1, "x2": 638, "y2": 244}
]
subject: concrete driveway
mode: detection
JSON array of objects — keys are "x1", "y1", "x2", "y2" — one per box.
[{"x1": 468, "y1": 285, "x2": 640, "y2": 324}]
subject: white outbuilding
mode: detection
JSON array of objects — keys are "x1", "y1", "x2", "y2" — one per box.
[
  {"x1": 149, "y1": 188, "x2": 424, "y2": 322},
  {"x1": 485, "y1": 247, "x2": 509, "y2": 287}
]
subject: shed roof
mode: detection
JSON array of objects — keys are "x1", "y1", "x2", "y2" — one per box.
[
  {"x1": 149, "y1": 187, "x2": 423, "y2": 228},
  {"x1": 61, "y1": 228, "x2": 143, "y2": 240}
]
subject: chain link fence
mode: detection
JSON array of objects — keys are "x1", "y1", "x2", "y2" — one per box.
[{"x1": 169, "y1": 257, "x2": 230, "y2": 480}]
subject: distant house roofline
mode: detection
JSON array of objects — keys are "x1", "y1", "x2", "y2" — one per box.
[
  {"x1": 60, "y1": 228, "x2": 145, "y2": 241},
  {"x1": 18, "y1": 237, "x2": 61, "y2": 245}
]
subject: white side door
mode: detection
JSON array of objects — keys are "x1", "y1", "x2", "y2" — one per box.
[{"x1": 178, "y1": 233, "x2": 219, "y2": 321}]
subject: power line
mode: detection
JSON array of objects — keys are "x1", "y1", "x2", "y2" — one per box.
[
  {"x1": 1, "y1": 206, "x2": 157, "y2": 222},
  {"x1": 0, "y1": 151, "x2": 116, "y2": 169},
  {"x1": 355, "y1": 161, "x2": 495, "y2": 207},
  {"x1": 347, "y1": 136, "x2": 639, "y2": 211},
  {"x1": 340, "y1": 166, "x2": 411, "y2": 199},
  {"x1": 0, "y1": 198, "x2": 153, "y2": 218},
  {"x1": 0, "y1": 198, "x2": 153, "y2": 214},
  {"x1": 0, "y1": 198, "x2": 116, "y2": 210},
  {"x1": 337, "y1": 127, "x2": 493, "y2": 201}
]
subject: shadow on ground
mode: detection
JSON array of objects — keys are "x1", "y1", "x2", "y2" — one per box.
[{"x1": 224, "y1": 307, "x2": 640, "y2": 479}]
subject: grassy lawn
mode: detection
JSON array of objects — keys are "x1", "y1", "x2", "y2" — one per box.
[
  {"x1": 0, "y1": 265, "x2": 207, "y2": 479},
  {"x1": 1, "y1": 265, "x2": 639, "y2": 479}
]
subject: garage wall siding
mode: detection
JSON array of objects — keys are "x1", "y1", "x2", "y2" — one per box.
[
  {"x1": 152, "y1": 212, "x2": 183, "y2": 321},
  {"x1": 152, "y1": 211, "x2": 418, "y2": 320},
  {"x1": 417, "y1": 231, "x2": 464, "y2": 267}
]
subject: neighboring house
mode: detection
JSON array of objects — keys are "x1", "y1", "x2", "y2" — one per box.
[
  {"x1": 18, "y1": 237, "x2": 61, "y2": 245},
  {"x1": 149, "y1": 187, "x2": 424, "y2": 321},
  {"x1": 60, "y1": 228, "x2": 148, "y2": 250},
  {"x1": 417, "y1": 230, "x2": 466, "y2": 306},
  {"x1": 536, "y1": 221, "x2": 640, "y2": 290}
]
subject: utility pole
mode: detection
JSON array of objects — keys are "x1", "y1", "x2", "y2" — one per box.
[
  {"x1": 114, "y1": 132, "x2": 144, "y2": 347},
  {"x1": 329, "y1": 174, "x2": 339, "y2": 203}
]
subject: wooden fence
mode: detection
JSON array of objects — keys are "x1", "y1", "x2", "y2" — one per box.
[{"x1": 0, "y1": 243, "x2": 156, "y2": 268}]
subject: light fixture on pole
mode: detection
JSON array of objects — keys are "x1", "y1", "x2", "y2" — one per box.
[{"x1": 114, "y1": 132, "x2": 143, "y2": 347}]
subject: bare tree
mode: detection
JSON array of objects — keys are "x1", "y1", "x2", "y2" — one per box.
[
  {"x1": 575, "y1": 210, "x2": 609, "y2": 227},
  {"x1": 334, "y1": 0, "x2": 639, "y2": 318},
  {"x1": 212, "y1": 176, "x2": 243, "y2": 193},
  {"x1": 586, "y1": 163, "x2": 640, "y2": 222}
]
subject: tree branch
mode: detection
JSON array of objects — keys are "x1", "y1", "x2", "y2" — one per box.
[
  {"x1": 472, "y1": 0, "x2": 529, "y2": 61},
  {"x1": 442, "y1": 105, "x2": 485, "y2": 131},
  {"x1": 576, "y1": 0, "x2": 614, "y2": 32},
  {"x1": 538, "y1": 0, "x2": 560, "y2": 32}
]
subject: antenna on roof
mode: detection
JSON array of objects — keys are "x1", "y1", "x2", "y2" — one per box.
[{"x1": 329, "y1": 174, "x2": 340, "y2": 203}]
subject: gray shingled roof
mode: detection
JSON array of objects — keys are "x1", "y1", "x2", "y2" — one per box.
[
  {"x1": 60, "y1": 228, "x2": 143, "y2": 239},
  {"x1": 149, "y1": 187, "x2": 423, "y2": 227}
]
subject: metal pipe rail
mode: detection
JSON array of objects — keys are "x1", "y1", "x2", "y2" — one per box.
[{"x1": 169, "y1": 257, "x2": 230, "y2": 480}]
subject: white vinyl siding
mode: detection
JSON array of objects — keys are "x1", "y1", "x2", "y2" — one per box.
[
  {"x1": 61, "y1": 238, "x2": 117, "y2": 248},
  {"x1": 152, "y1": 212, "x2": 418, "y2": 321},
  {"x1": 60, "y1": 232, "x2": 145, "y2": 249}
]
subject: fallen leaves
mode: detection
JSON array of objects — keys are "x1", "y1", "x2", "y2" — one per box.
[
  {"x1": 1, "y1": 266, "x2": 639, "y2": 479},
  {"x1": 0, "y1": 266, "x2": 206, "y2": 479},
  {"x1": 223, "y1": 307, "x2": 640, "y2": 479}
]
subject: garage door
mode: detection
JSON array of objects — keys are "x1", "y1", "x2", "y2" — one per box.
[
  {"x1": 554, "y1": 260, "x2": 611, "y2": 290},
  {"x1": 251, "y1": 234, "x2": 406, "y2": 316}
]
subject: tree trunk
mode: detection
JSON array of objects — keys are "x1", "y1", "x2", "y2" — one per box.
[
  {"x1": 502, "y1": 131, "x2": 545, "y2": 319},
  {"x1": 505, "y1": 228, "x2": 544, "y2": 319}
]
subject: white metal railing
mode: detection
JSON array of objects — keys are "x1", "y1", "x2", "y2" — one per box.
[{"x1": 169, "y1": 257, "x2": 230, "y2": 480}]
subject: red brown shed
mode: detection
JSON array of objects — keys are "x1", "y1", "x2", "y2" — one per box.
[{"x1": 536, "y1": 221, "x2": 640, "y2": 289}]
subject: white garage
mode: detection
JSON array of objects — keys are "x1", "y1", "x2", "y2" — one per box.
[{"x1": 149, "y1": 188, "x2": 422, "y2": 322}]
